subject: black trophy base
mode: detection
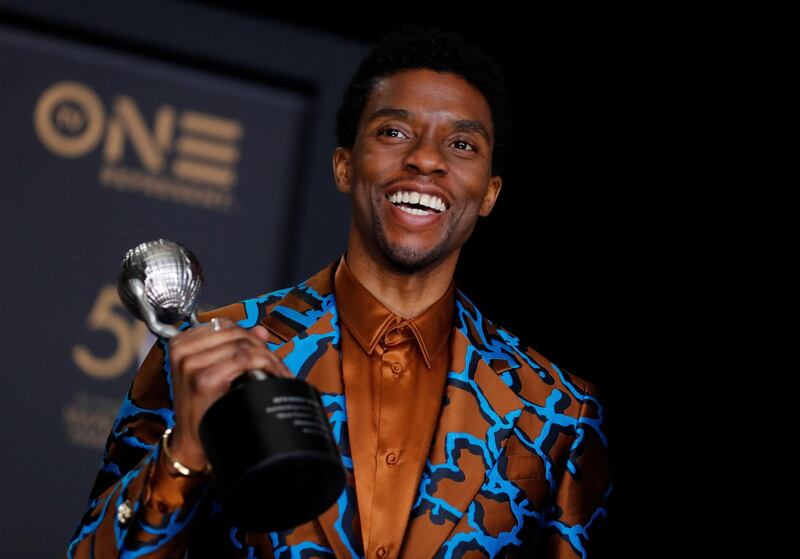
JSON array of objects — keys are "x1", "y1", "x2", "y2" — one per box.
[{"x1": 199, "y1": 376, "x2": 346, "y2": 532}]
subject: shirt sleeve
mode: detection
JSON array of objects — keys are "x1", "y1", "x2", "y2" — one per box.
[
  {"x1": 66, "y1": 337, "x2": 209, "y2": 559},
  {"x1": 535, "y1": 380, "x2": 612, "y2": 559}
]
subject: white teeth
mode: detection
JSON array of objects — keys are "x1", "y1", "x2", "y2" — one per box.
[
  {"x1": 398, "y1": 206, "x2": 433, "y2": 216},
  {"x1": 388, "y1": 190, "x2": 446, "y2": 212}
]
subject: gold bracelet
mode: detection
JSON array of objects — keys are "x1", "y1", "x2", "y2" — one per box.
[{"x1": 160, "y1": 428, "x2": 212, "y2": 478}]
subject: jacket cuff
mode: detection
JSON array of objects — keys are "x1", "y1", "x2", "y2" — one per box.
[
  {"x1": 140, "y1": 442, "x2": 210, "y2": 520},
  {"x1": 115, "y1": 440, "x2": 209, "y2": 552}
]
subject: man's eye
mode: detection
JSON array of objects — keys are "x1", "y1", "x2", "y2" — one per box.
[
  {"x1": 378, "y1": 127, "x2": 407, "y2": 138},
  {"x1": 452, "y1": 139, "x2": 476, "y2": 152}
]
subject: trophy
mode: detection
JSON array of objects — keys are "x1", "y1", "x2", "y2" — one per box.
[{"x1": 117, "y1": 239, "x2": 346, "y2": 531}]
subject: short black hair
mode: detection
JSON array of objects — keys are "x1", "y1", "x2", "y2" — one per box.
[{"x1": 335, "y1": 24, "x2": 512, "y2": 178}]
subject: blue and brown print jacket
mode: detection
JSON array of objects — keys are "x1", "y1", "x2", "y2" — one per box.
[{"x1": 67, "y1": 257, "x2": 611, "y2": 558}]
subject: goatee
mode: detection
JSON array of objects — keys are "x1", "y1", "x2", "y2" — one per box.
[{"x1": 372, "y1": 217, "x2": 446, "y2": 275}]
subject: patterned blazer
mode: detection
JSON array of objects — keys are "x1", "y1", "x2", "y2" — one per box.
[{"x1": 67, "y1": 257, "x2": 611, "y2": 559}]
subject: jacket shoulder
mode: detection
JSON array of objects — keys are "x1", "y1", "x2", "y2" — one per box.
[
  {"x1": 504, "y1": 326, "x2": 597, "y2": 410},
  {"x1": 194, "y1": 257, "x2": 339, "y2": 336},
  {"x1": 455, "y1": 288, "x2": 601, "y2": 419},
  {"x1": 195, "y1": 285, "x2": 293, "y2": 326}
]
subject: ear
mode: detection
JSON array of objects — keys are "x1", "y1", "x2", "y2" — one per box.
[
  {"x1": 332, "y1": 146, "x2": 353, "y2": 194},
  {"x1": 479, "y1": 176, "x2": 503, "y2": 217}
]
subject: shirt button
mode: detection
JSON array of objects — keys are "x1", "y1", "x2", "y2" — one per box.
[
  {"x1": 376, "y1": 546, "x2": 387, "y2": 558},
  {"x1": 386, "y1": 452, "x2": 398, "y2": 465},
  {"x1": 391, "y1": 362, "x2": 403, "y2": 374}
]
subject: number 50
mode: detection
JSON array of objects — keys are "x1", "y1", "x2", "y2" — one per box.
[{"x1": 72, "y1": 284, "x2": 149, "y2": 379}]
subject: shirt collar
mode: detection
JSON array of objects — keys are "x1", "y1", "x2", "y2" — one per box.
[{"x1": 334, "y1": 253, "x2": 454, "y2": 369}]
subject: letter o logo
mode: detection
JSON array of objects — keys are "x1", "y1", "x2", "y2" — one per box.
[{"x1": 34, "y1": 81, "x2": 105, "y2": 158}]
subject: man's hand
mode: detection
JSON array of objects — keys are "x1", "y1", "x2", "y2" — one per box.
[{"x1": 166, "y1": 318, "x2": 293, "y2": 471}]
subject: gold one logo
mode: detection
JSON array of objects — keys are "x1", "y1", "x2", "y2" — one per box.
[
  {"x1": 34, "y1": 81, "x2": 105, "y2": 158},
  {"x1": 33, "y1": 81, "x2": 244, "y2": 211}
]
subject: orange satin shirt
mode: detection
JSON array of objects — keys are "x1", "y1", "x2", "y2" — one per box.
[
  {"x1": 334, "y1": 254, "x2": 454, "y2": 559},
  {"x1": 141, "y1": 253, "x2": 455, "y2": 559}
]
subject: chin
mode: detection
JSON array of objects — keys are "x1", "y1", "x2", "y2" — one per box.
[
  {"x1": 380, "y1": 243, "x2": 445, "y2": 275},
  {"x1": 371, "y1": 217, "x2": 450, "y2": 274}
]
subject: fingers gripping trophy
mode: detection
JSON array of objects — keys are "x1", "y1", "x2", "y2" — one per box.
[{"x1": 117, "y1": 239, "x2": 346, "y2": 532}]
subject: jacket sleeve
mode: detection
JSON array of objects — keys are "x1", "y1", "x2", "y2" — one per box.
[
  {"x1": 66, "y1": 336, "x2": 209, "y2": 559},
  {"x1": 535, "y1": 380, "x2": 612, "y2": 559}
]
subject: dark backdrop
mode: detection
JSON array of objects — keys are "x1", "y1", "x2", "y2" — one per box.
[{"x1": 0, "y1": 1, "x2": 796, "y2": 557}]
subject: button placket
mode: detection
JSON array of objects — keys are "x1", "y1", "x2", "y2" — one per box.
[
  {"x1": 382, "y1": 334, "x2": 406, "y2": 379},
  {"x1": 372, "y1": 326, "x2": 417, "y2": 557}
]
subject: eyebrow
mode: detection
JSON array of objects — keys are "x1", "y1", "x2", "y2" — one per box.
[{"x1": 366, "y1": 106, "x2": 491, "y2": 144}]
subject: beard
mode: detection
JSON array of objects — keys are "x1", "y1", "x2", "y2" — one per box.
[{"x1": 370, "y1": 205, "x2": 456, "y2": 275}]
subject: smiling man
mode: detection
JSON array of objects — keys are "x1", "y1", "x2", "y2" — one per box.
[
  {"x1": 331, "y1": 66, "x2": 502, "y2": 318},
  {"x1": 69, "y1": 25, "x2": 610, "y2": 559}
]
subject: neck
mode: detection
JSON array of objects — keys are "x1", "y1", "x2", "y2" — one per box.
[{"x1": 344, "y1": 231, "x2": 458, "y2": 319}]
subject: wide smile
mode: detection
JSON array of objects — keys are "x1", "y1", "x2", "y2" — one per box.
[{"x1": 384, "y1": 193, "x2": 448, "y2": 226}]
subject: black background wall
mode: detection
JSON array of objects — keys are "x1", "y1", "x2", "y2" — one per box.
[{"x1": 0, "y1": 1, "x2": 796, "y2": 557}]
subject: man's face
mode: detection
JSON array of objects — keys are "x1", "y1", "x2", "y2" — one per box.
[{"x1": 333, "y1": 68, "x2": 502, "y2": 275}]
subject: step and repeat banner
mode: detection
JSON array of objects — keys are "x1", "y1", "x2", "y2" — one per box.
[{"x1": 0, "y1": 21, "x2": 353, "y2": 555}]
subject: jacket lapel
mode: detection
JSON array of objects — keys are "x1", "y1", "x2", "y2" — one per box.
[
  {"x1": 398, "y1": 292, "x2": 525, "y2": 559},
  {"x1": 258, "y1": 261, "x2": 524, "y2": 559},
  {"x1": 258, "y1": 260, "x2": 364, "y2": 559}
]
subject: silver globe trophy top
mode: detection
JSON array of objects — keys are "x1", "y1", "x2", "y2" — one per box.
[{"x1": 117, "y1": 239, "x2": 203, "y2": 339}]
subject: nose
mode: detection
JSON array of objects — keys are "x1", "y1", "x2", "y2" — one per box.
[{"x1": 402, "y1": 134, "x2": 447, "y2": 176}]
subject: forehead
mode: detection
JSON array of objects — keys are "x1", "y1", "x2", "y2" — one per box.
[{"x1": 360, "y1": 68, "x2": 494, "y2": 139}]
